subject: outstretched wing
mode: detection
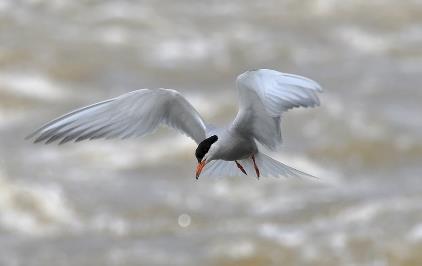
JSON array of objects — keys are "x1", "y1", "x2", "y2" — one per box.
[
  {"x1": 27, "y1": 89, "x2": 207, "y2": 144},
  {"x1": 232, "y1": 69, "x2": 322, "y2": 150}
]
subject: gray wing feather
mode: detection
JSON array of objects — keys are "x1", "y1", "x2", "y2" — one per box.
[
  {"x1": 232, "y1": 69, "x2": 323, "y2": 150},
  {"x1": 27, "y1": 89, "x2": 207, "y2": 144}
]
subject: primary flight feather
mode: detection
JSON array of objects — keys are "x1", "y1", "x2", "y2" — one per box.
[{"x1": 28, "y1": 69, "x2": 323, "y2": 179}]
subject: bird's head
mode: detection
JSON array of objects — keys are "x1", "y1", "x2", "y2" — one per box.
[{"x1": 195, "y1": 135, "x2": 218, "y2": 179}]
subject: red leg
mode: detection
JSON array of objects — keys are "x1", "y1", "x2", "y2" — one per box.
[
  {"x1": 235, "y1": 161, "x2": 248, "y2": 175},
  {"x1": 251, "y1": 155, "x2": 260, "y2": 179}
]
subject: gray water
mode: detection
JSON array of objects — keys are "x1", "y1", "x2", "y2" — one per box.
[{"x1": 1, "y1": 0, "x2": 422, "y2": 265}]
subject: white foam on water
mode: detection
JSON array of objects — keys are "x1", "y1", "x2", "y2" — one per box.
[
  {"x1": 336, "y1": 26, "x2": 390, "y2": 55},
  {"x1": 311, "y1": 0, "x2": 394, "y2": 17},
  {"x1": 89, "y1": 213, "x2": 129, "y2": 236},
  {"x1": 395, "y1": 134, "x2": 415, "y2": 152},
  {"x1": 153, "y1": 38, "x2": 211, "y2": 65},
  {"x1": 349, "y1": 109, "x2": 385, "y2": 139},
  {"x1": 259, "y1": 223, "x2": 307, "y2": 247},
  {"x1": 91, "y1": 1, "x2": 154, "y2": 22},
  {"x1": 338, "y1": 202, "x2": 382, "y2": 224},
  {"x1": 0, "y1": 109, "x2": 27, "y2": 128},
  {"x1": 87, "y1": 134, "x2": 195, "y2": 169},
  {"x1": 0, "y1": 0, "x2": 11, "y2": 12},
  {"x1": 0, "y1": 72, "x2": 65, "y2": 100},
  {"x1": 212, "y1": 180, "x2": 231, "y2": 197},
  {"x1": 337, "y1": 197, "x2": 422, "y2": 225},
  {"x1": 330, "y1": 232, "x2": 347, "y2": 249},
  {"x1": 251, "y1": 194, "x2": 305, "y2": 216},
  {"x1": 185, "y1": 93, "x2": 222, "y2": 120},
  {"x1": 98, "y1": 27, "x2": 130, "y2": 46},
  {"x1": 43, "y1": 129, "x2": 199, "y2": 174},
  {"x1": 323, "y1": 94, "x2": 345, "y2": 118},
  {"x1": 145, "y1": 36, "x2": 231, "y2": 68},
  {"x1": 209, "y1": 240, "x2": 256, "y2": 259},
  {"x1": 311, "y1": 0, "x2": 338, "y2": 16},
  {"x1": 0, "y1": 172, "x2": 80, "y2": 236},
  {"x1": 407, "y1": 223, "x2": 422, "y2": 243},
  {"x1": 321, "y1": 94, "x2": 387, "y2": 140}
]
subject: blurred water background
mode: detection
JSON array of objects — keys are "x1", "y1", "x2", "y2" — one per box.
[{"x1": 1, "y1": 0, "x2": 422, "y2": 265}]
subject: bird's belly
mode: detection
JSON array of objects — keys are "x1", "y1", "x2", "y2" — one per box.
[{"x1": 217, "y1": 137, "x2": 257, "y2": 161}]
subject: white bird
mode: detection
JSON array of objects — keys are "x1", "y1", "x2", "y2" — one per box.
[{"x1": 27, "y1": 69, "x2": 323, "y2": 179}]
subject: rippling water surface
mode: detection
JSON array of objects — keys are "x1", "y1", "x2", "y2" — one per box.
[{"x1": 1, "y1": 0, "x2": 422, "y2": 265}]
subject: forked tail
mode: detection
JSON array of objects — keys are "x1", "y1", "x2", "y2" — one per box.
[
  {"x1": 253, "y1": 152, "x2": 316, "y2": 178},
  {"x1": 201, "y1": 152, "x2": 316, "y2": 178}
]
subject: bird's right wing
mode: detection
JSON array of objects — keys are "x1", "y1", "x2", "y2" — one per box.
[
  {"x1": 27, "y1": 89, "x2": 207, "y2": 144},
  {"x1": 231, "y1": 69, "x2": 322, "y2": 150}
]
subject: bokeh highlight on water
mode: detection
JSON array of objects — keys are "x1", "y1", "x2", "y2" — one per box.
[{"x1": 1, "y1": 0, "x2": 422, "y2": 265}]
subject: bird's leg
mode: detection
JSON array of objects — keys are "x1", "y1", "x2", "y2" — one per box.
[
  {"x1": 235, "y1": 160, "x2": 248, "y2": 175},
  {"x1": 251, "y1": 154, "x2": 260, "y2": 179}
]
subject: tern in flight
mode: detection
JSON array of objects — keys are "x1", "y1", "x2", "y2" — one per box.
[{"x1": 27, "y1": 69, "x2": 323, "y2": 179}]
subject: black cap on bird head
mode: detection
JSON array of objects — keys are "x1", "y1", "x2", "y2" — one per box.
[{"x1": 195, "y1": 135, "x2": 218, "y2": 163}]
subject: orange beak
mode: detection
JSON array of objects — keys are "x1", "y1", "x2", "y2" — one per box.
[{"x1": 195, "y1": 160, "x2": 206, "y2": 179}]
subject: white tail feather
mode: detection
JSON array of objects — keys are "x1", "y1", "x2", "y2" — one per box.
[{"x1": 200, "y1": 152, "x2": 316, "y2": 178}]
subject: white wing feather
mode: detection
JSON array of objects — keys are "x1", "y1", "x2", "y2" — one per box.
[
  {"x1": 232, "y1": 69, "x2": 322, "y2": 150},
  {"x1": 27, "y1": 89, "x2": 207, "y2": 144}
]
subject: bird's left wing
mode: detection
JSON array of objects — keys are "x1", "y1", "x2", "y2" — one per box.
[
  {"x1": 231, "y1": 69, "x2": 322, "y2": 150},
  {"x1": 27, "y1": 89, "x2": 207, "y2": 144}
]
